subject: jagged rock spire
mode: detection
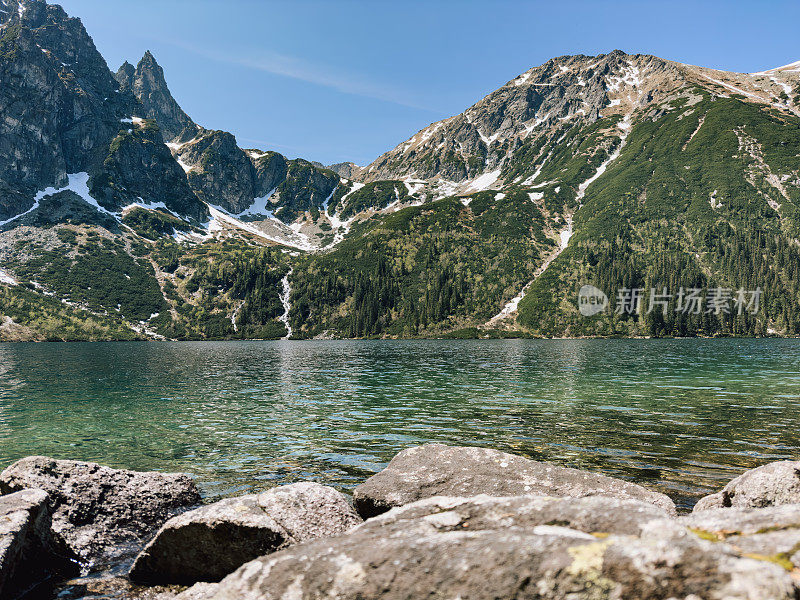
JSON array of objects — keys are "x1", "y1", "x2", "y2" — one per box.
[{"x1": 116, "y1": 50, "x2": 196, "y2": 142}]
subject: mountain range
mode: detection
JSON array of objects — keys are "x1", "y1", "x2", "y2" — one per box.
[{"x1": 1, "y1": 0, "x2": 799, "y2": 341}]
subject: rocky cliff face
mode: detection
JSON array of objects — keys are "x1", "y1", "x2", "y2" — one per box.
[
  {"x1": 322, "y1": 161, "x2": 361, "y2": 179},
  {"x1": 92, "y1": 119, "x2": 207, "y2": 221},
  {"x1": 0, "y1": 0, "x2": 207, "y2": 224},
  {"x1": 0, "y1": 0, "x2": 343, "y2": 235},
  {"x1": 0, "y1": 0, "x2": 134, "y2": 220},
  {"x1": 173, "y1": 129, "x2": 260, "y2": 214},
  {"x1": 171, "y1": 129, "x2": 338, "y2": 221},
  {"x1": 115, "y1": 51, "x2": 196, "y2": 142}
]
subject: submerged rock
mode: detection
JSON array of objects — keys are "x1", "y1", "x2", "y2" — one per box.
[
  {"x1": 0, "y1": 456, "x2": 201, "y2": 567},
  {"x1": 353, "y1": 444, "x2": 676, "y2": 518},
  {"x1": 0, "y1": 489, "x2": 78, "y2": 599},
  {"x1": 694, "y1": 461, "x2": 800, "y2": 512},
  {"x1": 54, "y1": 574, "x2": 184, "y2": 600},
  {"x1": 129, "y1": 482, "x2": 362, "y2": 585},
  {"x1": 176, "y1": 494, "x2": 796, "y2": 600}
]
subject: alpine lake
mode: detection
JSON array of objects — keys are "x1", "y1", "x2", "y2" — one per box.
[{"x1": 1, "y1": 338, "x2": 798, "y2": 512}]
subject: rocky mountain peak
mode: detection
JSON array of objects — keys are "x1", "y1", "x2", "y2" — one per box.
[
  {"x1": 115, "y1": 50, "x2": 196, "y2": 142},
  {"x1": 115, "y1": 60, "x2": 134, "y2": 84},
  {"x1": 361, "y1": 51, "x2": 678, "y2": 186},
  {"x1": 0, "y1": 0, "x2": 134, "y2": 210},
  {"x1": 361, "y1": 49, "x2": 800, "y2": 193}
]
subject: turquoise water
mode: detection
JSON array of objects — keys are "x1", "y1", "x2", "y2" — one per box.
[{"x1": 1, "y1": 339, "x2": 798, "y2": 511}]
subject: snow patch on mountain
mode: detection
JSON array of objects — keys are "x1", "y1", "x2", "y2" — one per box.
[
  {"x1": 205, "y1": 204, "x2": 315, "y2": 251},
  {"x1": 576, "y1": 114, "x2": 632, "y2": 203},
  {"x1": 2, "y1": 173, "x2": 120, "y2": 229},
  {"x1": 122, "y1": 199, "x2": 179, "y2": 217},
  {"x1": 751, "y1": 60, "x2": 800, "y2": 75},
  {"x1": 403, "y1": 177, "x2": 426, "y2": 196},
  {"x1": 236, "y1": 189, "x2": 277, "y2": 218},
  {"x1": 466, "y1": 169, "x2": 501, "y2": 192},
  {"x1": 560, "y1": 215, "x2": 573, "y2": 249},
  {"x1": 0, "y1": 267, "x2": 17, "y2": 286}
]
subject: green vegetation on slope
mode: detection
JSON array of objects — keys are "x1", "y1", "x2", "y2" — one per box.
[
  {"x1": 517, "y1": 91, "x2": 800, "y2": 336},
  {"x1": 289, "y1": 190, "x2": 554, "y2": 338}
]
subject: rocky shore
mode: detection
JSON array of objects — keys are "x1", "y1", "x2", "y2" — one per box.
[{"x1": 1, "y1": 445, "x2": 800, "y2": 599}]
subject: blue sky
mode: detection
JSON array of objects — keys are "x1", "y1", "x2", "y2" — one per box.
[{"x1": 59, "y1": 0, "x2": 800, "y2": 166}]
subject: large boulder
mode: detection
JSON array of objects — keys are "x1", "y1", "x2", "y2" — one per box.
[
  {"x1": 173, "y1": 494, "x2": 796, "y2": 600},
  {"x1": 129, "y1": 482, "x2": 362, "y2": 585},
  {"x1": 353, "y1": 444, "x2": 676, "y2": 518},
  {"x1": 678, "y1": 503, "x2": 800, "y2": 569},
  {"x1": 0, "y1": 456, "x2": 201, "y2": 567},
  {"x1": 359, "y1": 493, "x2": 670, "y2": 537},
  {"x1": 0, "y1": 489, "x2": 78, "y2": 599},
  {"x1": 694, "y1": 461, "x2": 800, "y2": 512}
]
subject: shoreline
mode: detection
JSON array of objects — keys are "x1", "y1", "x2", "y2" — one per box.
[
  {"x1": 0, "y1": 333, "x2": 797, "y2": 343},
  {"x1": 2, "y1": 446, "x2": 800, "y2": 599}
]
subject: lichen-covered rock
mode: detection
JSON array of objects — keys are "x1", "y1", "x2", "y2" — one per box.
[
  {"x1": 353, "y1": 444, "x2": 676, "y2": 518},
  {"x1": 129, "y1": 482, "x2": 362, "y2": 585},
  {"x1": 0, "y1": 488, "x2": 78, "y2": 598},
  {"x1": 0, "y1": 456, "x2": 201, "y2": 567},
  {"x1": 677, "y1": 503, "x2": 800, "y2": 569},
  {"x1": 363, "y1": 493, "x2": 669, "y2": 537},
  {"x1": 180, "y1": 497, "x2": 796, "y2": 600},
  {"x1": 694, "y1": 461, "x2": 800, "y2": 512}
]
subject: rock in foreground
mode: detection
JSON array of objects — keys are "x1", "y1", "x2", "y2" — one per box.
[
  {"x1": 361, "y1": 493, "x2": 671, "y2": 536},
  {"x1": 353, "y1": 444, "x2": 676, "y2": 518},
  {"x1": 0, "y1": 489, "x2": 78, "y2": 599},
  {"x1": 0, "y1": 456, "x2": 201, "y2": 567},
  {"x1": 129, "y1": 482, "x2": 362, "y2": 585},
  {"x1": 177, "y1": 494, "x2": 795, "y2": 600},
  {"x1": 694, "y1": 460, "x2": 800, "y2": 512},
  {"x1": 678, "y1": 503, "x2": 800, "y2": 568}
]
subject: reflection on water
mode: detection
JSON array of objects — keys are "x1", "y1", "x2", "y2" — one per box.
[{"x1": 0, "y1": 339, "x2": 798, "y2": 511}]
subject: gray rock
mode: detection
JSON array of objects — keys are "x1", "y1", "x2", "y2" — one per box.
[
  {"x1": 363, "y1": 493, "x2": 670, "y2": 536},
  {"x1": 0, "y1": 488, "x2": 78, "y2": 599},
  {"x1": 115, "y1": 51, "x2": 197, "y2": 142},
  {"x1": 362, "y1": 51, "x2": 687, "y2": 184},
  {"x1": 91, "y1": 121, "x2": 208, "y2": 221},
  {"x1": 0, "y1": 0, "x2": 137, "y2": 223},
  {"x1": 129, "y1": 482, "x2": 362, "y2": 585},
  {"x1": 0, "y1": 0, "x2": 211, "y2": 227},
  {"x1": 325, "y1": 161, "x2": 361, "y2": 180},
  {"x1": 678, "y1": 503, "x2": 800, "y2": 569},
  {"x1": 169, "y1": 582, "x2": 219, "y2": 600},
  {"x1": 0, "y1": 456, "x2": 201, "y2": 567},
  {"x1": 694, "y1": 461, "x2": 800, "y2": 511},
  {"x1": 182, "y1": 498, "x2": 795, "y2": 600},
  {"x1": 176, "y1": 129, "x2": 262, "y2": 215},
  {"x1": 353, "y1": 444, "x2": 676, "y2": 518}
]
